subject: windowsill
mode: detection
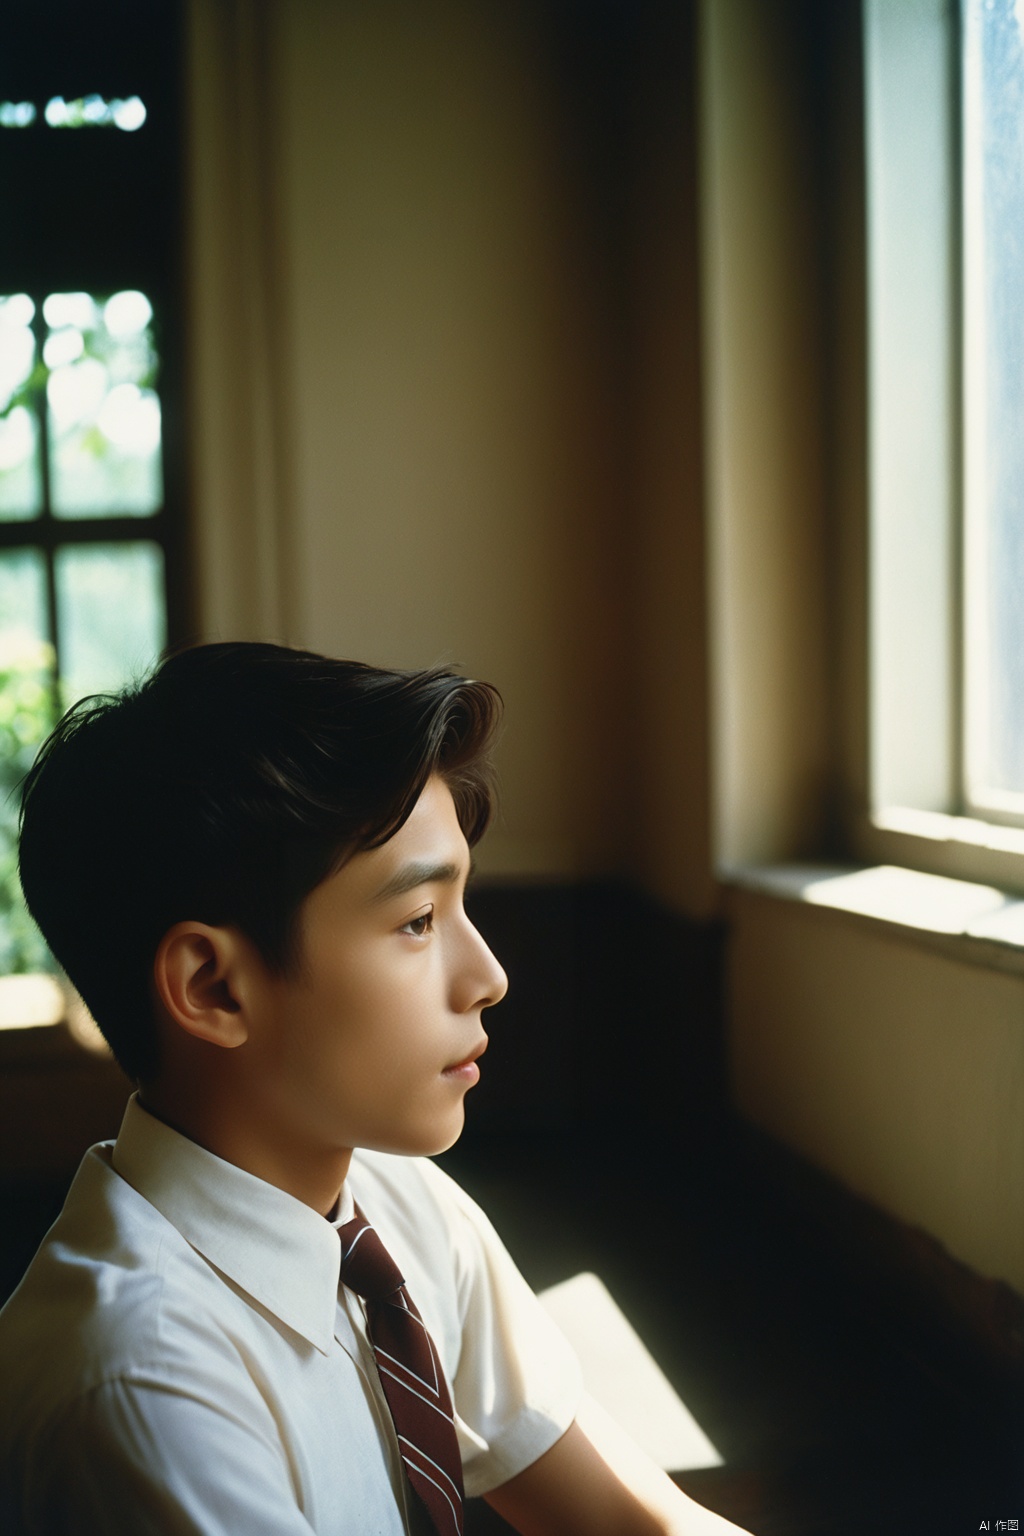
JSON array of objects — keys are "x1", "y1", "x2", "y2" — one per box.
[
  {"x1": 725, "y1": 860, "x2": 1024, "y2": 976},
  {"x1": 853, "y1": 805, "x2": 1024, "y2": 905},
  {"x1": 873, "y1": 804, "x2": 1024, "y2": 856}
]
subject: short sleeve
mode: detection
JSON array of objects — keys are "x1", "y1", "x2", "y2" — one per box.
[{"x1": 413, "y1": 1160, "x2": 583, "y2": 1498}]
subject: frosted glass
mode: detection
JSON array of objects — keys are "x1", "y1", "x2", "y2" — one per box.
[
  {"x1": 46, "y1": 290, "x2": 163, "y2": 518},
  {"x1": 0, "y1": 295, "x2": 42, "y2": 521},
  {"x1": 964, "y1": 1, "x2": 1024, "y2": 797},
  {"x1": 0, "y1": 549, "x2": 48, "y2": 656},
  {"x1": 55, "y1": 543, "x2": 165, "y2": 703}
]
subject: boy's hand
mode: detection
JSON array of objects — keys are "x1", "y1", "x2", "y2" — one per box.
[{"x1": 484, "y1": 1397, "x2": 754, "y2": 1536}]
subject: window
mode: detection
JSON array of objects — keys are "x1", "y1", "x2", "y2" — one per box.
[
  {"x1": 859, "y1": 0, "x2": 1024, "y2": 890},
  {"x1": 0, "y1": 1, "x2": 186, "y2": 979}
]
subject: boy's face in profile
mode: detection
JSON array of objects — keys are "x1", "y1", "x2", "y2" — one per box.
[{"x1": 238, "y1": 775, "x2": 508, "y2": 1163}]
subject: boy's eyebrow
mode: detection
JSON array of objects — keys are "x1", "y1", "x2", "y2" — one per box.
[{"x1": 371, "y1": 858, "x2": 473, "y2": 904}]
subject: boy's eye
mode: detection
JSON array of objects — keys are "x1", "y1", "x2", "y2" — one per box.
[{"x1": 401, "y1": 911, "x2": 434, "y2": 938}]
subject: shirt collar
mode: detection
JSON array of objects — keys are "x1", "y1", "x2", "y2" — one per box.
[{"x1": 111, "y1": 1094, "x2": 351, "y2": 1355}]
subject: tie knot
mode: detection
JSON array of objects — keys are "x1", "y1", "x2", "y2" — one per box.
[{"x1": 338, "y1": 1206, "x2": 406, "y2": 1303}]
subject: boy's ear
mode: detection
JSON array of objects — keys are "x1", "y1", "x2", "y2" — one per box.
[{"x1": 153, "y1": 922, "x2": 252, "y2": 1050}]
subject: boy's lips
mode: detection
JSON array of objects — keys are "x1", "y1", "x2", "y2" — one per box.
[{"x1": 442, "y1": 1036, "x2": 488, "y2": 1077}]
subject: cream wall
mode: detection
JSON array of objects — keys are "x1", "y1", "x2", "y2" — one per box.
[
  {"x1": 629, "y1": 7, "x2": 717, "y2": 918},
  {"x1": 186, "y1": 0, "x2": 713, "y2": 897},
  {"x1": 272, "y1": 0, "x2": 635, "y2": 878},
  {"x1": 730, "y1": 889, "x2": 1024, "y2": 1292},
  {"x1": 187, "y1": 0, "x2": 640, "y2": 880}
]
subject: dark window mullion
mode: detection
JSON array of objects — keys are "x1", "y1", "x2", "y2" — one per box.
[{"x1": 0, "y1": 512, "x2": 169, "y2": 551}]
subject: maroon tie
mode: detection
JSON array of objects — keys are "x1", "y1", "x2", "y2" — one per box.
[{"x1": 338, "y1": 1204, "x2": 465, "y2": 1536}]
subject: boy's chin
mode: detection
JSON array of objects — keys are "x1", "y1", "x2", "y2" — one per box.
[
  {"x1": 418, "y1": 1115, "x2": 467, "y2": 1158},
  {"x1": 364, "y1": 1109, "x2": 467, "y2": 1160}
]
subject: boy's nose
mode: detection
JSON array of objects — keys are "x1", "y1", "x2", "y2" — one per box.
[
  {"x1": 480, "y1": 942, "x2": 508, "y2": 1010},
  {"x1": 459, "y1": 922, "x2": 508, "y2": 1013}
]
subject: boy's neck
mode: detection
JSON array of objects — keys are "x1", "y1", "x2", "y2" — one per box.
[{"x1": 138, "y1": 1087, "x2": 353, "y2": 1217}]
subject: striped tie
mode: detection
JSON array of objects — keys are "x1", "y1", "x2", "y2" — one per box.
[{"x1": 338, "y1": 1204, "x2": 464, "y2": 1536}]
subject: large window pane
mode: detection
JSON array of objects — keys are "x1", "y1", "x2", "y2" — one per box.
[
  {"x1": 55, "y1": 542, "x2": 165, "y2": 702},
  {"x1": 0, "y1": 295, "x2": 42, "y2": 521},
  {"x1": 963, "y1": 0, "x2": 1024, "y2": 810},
  {"x1": 46, "y1": 290, "x2": 163, "y2": 519},
  {"x1": 0, "y1": 547, "x2": 48, "y2": 646}
]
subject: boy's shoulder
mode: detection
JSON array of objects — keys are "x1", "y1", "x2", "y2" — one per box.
[
  {"x1": 0, "y1": 1151, "x2": 152, "y2": 1436},
  {"x1": 0, "y1": 1139, "x2": 268, "y2": 1441}
]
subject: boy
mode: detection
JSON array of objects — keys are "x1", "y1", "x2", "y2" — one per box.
[{"x1": 0, "y1": 642, "x2": 751, "y2": 1535}]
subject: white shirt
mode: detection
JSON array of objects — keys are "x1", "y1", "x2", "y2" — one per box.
[{"x1": 0, "y1": 1097, "x2": 581, "y2": 1535}]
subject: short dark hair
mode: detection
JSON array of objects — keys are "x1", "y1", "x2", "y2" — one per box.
[{"x1": 18, "y1": 643, "x2": 501, "y2": 1082}]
